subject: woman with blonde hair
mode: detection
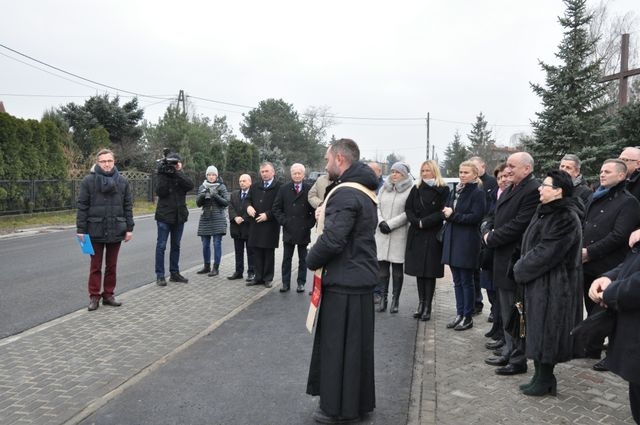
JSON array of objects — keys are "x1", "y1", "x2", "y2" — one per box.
[
  {"x1": 441, "y1": 161, "x2": 485, "y2": 330},
  {"x1": 404, "y1": 160, "x2": 450, "y2": 321}
]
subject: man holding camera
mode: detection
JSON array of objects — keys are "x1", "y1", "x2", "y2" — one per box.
[{"x1": 154, "y1": 152, "x2": 194, "y2": 286}]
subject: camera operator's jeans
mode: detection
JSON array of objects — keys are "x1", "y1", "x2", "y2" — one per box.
[
  {"x1": 155, "y1": 221, "x2": 185, "y2": 277},
  {"x1": 201, "y1": 234, "x2": 222, "y2": 266}
]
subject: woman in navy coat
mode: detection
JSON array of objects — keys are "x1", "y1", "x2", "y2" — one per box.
[{"x1": 441, "y1": 161, "x2": 486, "y2": 331}]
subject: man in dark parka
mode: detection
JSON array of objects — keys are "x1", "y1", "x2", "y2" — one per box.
[
  {"x1": 483, "y1": 152, "x2": 540, "y2": 375},
  {"x1": 273, "y1": 163, "x2": 316, "y2": 293},
  {"x1": 246, "y1": 162, "x2": 282, "y2": 287},
  {"x1": 306, "y1": 139, "x2": 378, "y2": 424}
]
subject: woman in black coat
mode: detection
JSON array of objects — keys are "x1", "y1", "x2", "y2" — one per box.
[
  {"x1": 404, "y1": 160, "x2": 449, "y2": 321},
  {"x1": 513, "y1": 170, "x2": 583, "y2": 397},
  {"x1": 76, "y1": 149, "x2": 134, "y2": 311},
  {"x1": 441, "y1": 161, "x2": 485, "y2": 331}
]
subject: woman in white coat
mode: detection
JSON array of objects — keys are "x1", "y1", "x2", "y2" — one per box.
[{"x1": 375, "y1": 162, "x2": 413, "y2": 313}]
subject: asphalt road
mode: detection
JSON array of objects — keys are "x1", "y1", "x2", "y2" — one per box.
[{"x1": 0, "y1": 210, "x2": 234, "y2": 339}]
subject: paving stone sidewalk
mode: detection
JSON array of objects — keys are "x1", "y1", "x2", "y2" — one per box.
[
  {"x1": 0, "y1": 249, "x2": 635, "y2": 425},
  {"x1": 410, "y1": 271, "x2": 635, "y2": 425}
]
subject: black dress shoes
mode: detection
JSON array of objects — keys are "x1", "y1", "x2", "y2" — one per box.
[
  {"x1": 495, "y1": 363, "x2": 527, "y2": 375},
  {"x1": 593, "y1": 358, "x2": 609, "y2": 372},
  {"x1": 485, "y1": 355, "x2": 509, "y2": 367},
  {"x1": 485, "y1": 339, "x2": 505, "y2": 350},
  {"x1": 312, "y1": 407, "x2": 359, "y2": 424},
  {"x1": 264, "y1": 281, "x2": 273, "y2": 288},
  {"x1": 102, "y1": 296, "x2": 122, "y2": 307},
  {"x1": 227, "y1": 272, "x2": 243, "y2": 280},
  {"x1": 169, "y1": 273, "x2": 189, "y2": 283},
  {"x1": 296, "y1": 284, "x2": 305, "y2": 293},
  {"x1": 487, "y1": 312, "x2": 494, "y2": 322},
  {"x1": 246, "y1": 279, "x2": 261, "y2": 286},
  {"x1": 446, "y1": 315, "x2": 463, "y2": 329},
  {"x1": 88, "y1": 298, "x2": 99, "y2": 311},
  {"x1": 454, "y1": 316, "x2": 473, "y2": 331},
  {"x1": 156, "y1": 277, "x2": 167, "y2": 287},
  {"x1": 279, "y1": 285, "x2": 290, "y2": 292},
  {"x1": 246, "y1": 273, "x2": 255, "y2": 282}
]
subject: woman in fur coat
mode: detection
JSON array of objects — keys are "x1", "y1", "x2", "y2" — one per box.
[
  {"x1": 513, "y1": 170, "x2": 583, "y2": 397},
  {"x1": 375, "y1": 161, "x2": 413, "y2": 313}
]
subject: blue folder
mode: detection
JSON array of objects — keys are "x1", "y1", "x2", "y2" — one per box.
[{"x1": 76, "y1": 234, "x2": 95, "y2": 255}]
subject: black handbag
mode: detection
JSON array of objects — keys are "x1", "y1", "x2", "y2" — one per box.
[{"x1": 436, "y1": 222, "x2": 447, "y2": 243}]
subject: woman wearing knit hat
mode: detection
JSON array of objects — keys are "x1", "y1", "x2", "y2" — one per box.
[
  {"x1": 196, "y1": 165, "x2": 230, "y2": 276},
  {"x1": 375, "y1": 161, "x2": 413, "y2": 313}
]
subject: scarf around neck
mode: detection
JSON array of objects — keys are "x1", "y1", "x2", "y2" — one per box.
[{"x1": 94, "y1": 165, "x2": 119, "y2": 193}]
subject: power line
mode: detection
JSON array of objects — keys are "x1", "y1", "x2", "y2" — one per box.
[{"x1": 0, "y1": 43, "x2": 169, "y2": 101}]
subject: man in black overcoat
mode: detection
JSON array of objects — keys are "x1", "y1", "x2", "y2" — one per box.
[
  {"x1": 483, "y1": 152, "x2": 539, "y2": 376},
  {"x1": 273, "y1": 163, "x2": 316, "y2": 293},
  {"x1": 246, "y1": 162, "x2": 281, "y2": 287},
  {"x1": 619, "y1": 146, "x2": 640, "y2": 201},
  {"x1": 227, "y1": 174, "x2": 254, "y2": 281},
  {"x1": 589, "y1": 240, "x2": 640, "y2": 423},
  {"x1": 559, "y1": 153, "x2": 592, "y2": 211},
  {"x1": 581, "y1": 159, "x2": 640, "y2": 368},
  {"x1": 306, "y1": 139, "x2": 378, "y2": 424}
]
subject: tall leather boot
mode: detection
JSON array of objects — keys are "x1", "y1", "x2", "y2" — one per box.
[
  {"x1": 377, "y1": 280, "x2": 389, "y2": 313},
  {"x1": 389, "y1": 271, "x2": 403, "y2": 314},
  {"x1": 413, "y1": 280, "x2": 425, "y2": 318},
  {"x1": 197, "y1": 263, "x2": 211, "y2": 274},
  {"x1": 421, "y1": 278, "x2": 436, "y2": 321},
  {"x1": 522, "y1": 363, "x2": 557, "y2": 396},
  {"x1": 207, "y1": 264, "x2": 219, "y2": 277}
]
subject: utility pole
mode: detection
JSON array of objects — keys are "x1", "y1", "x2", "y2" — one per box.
[
  {"x1": 425, "y1": 113, "x2": 430, "y2": 160},
  {"x1": 599, "y1": 34, "x2": 640, "y2": 107},
  {"x1": 177, "y1": 90, "x2": 186, "y2": 113}
]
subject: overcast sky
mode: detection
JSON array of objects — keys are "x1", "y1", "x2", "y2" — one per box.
[{"x1": 1, "y1": 0, "x2": 639, "y2": 175}]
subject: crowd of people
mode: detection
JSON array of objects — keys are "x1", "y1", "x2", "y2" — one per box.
[{"x1": 76, "y1": 143, "x2": 640, "y2": 424}]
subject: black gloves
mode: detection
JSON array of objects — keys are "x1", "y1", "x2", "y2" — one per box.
[{"x1": 379, "y1": 221, "x2": 391, "y2": 234}]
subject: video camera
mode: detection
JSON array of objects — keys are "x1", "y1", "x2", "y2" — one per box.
[{"x1": 156, "y1": 148, "x2": 180, "y2": 174}]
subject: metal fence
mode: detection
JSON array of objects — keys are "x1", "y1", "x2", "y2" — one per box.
[{"x1": 0, "y1": 176, "x2": 154, "y2": 216}]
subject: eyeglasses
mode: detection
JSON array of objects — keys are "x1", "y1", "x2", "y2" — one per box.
[
  {"x1": 98, "y1": 160, "x2": 114, "y2": 164},
  {"x1": 539, "y1": 182, "x2": 557, "y2": 189}
]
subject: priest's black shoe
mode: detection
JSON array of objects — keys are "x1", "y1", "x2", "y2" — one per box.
[
  {"x1": 593, "y1": 358, "x2": 609, "y2": 372},
  {"x1": 169, "y1": 273, "x2": 189, "y2": 283},
  {"x1": 227, "y1": 272, "x2": 243, "y2": 280},
  {"x1": 311, "y1": 407, "x2": 359, "y2": 424},
  {"x1": 102, "y1": 296, "x2": 122, "y2": 307},
  {"x1": 485, "y1": 339, "x2": 505, "y2": 350},
  {"x1": 495, "y1": 363, "x2": 527, "y2": 375},
  {"x1": 485, "y1": 355, "x2": 509, "y2": 367}
]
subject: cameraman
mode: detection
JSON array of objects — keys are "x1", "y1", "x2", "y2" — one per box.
[{"x1": 154, "y1": 152, "x2": 194, "y2": 286}]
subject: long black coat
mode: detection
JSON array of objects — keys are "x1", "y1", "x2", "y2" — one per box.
[
  {"x1": 228, "y1": 189, "x2": 251, "y2": 240},
  {"x1": 154, "y1": 171, "x2": 194, "y2": 224},
  {"x1": 513, "y1": 198, "x2": 583, "y2": 364},
  {"x1": 404, "y1": 183, "x2": 449, "y2": 278},
  {"x1": 272, "y1": 182, "x2": 316, "y2": 245},
  {"x1": 441, "y1": 183, "x2": 486, "y2": 269},
  {"x1": 602, "y1": 246, "x2": 640, "y2": 384},
  {"x1": 247, "y1": 180, "x2": 282, "y2": 249},
  {"x1": 485, "y1": 173, "x2": 540, "y2": 290},
  {"x1": 583, "y1": 181, "x2": 640, "y2": 277},
  {"x1": 76, "y1": 167, "x2": 134, "y2": 243}
]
